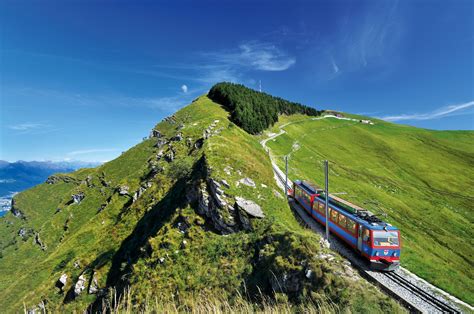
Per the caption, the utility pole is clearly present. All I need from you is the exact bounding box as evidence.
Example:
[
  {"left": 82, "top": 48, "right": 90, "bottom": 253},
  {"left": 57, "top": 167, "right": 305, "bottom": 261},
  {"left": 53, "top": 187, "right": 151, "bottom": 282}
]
[
  {"left": 285, "top": 155, "right": 289, "bottom": 195},
  {"left": 324, "top": 160, "right": 330, "bottom": 240}
]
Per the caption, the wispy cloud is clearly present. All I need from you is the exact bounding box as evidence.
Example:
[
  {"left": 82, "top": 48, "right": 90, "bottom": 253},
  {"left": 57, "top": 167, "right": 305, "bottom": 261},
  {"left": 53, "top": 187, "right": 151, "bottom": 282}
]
[
  {"left": 307, "top": 1, "right": 403, "bottom": 81},
  {"left": 8, "top": 123, "right": 47, "bottom": 131},
  {"left": 181, "top": 84, "right": 188, "bottom": 93},
  {"left": 202, "top": 41, "right": 295, "bottom": 72},
  {"left": 146, "top": 40, "right": 295, "bottom": 85},
  {"left": 67, "top": 148, "right": 118, "bottom": 156},
  {"left": 7, "top": 122, "right": 55, "bottom": 135},
  {"left": 380, "top": 101, "right": 474, "bottom": 121}
]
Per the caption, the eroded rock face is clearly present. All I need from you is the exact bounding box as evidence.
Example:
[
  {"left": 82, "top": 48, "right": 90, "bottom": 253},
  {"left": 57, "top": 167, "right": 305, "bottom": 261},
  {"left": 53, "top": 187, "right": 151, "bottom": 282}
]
[
  {"left": 171, "top": 133, "right": 183, "bottom": 141},
  {"left": 88, "top": 273, "right": 99, "bottom": 294},
  {"left": 149, "top": 129, "right": 162, "bottom": 138},
  {"left": 194, "top": 176, "right": 265, "bottom": 234},
  {"left": 74, "top": 275, "right": 87, "bottom": 296},
  {"left": 118, "top": 186, "right": 129, "bottom": 196},
  {"left": 235, "top": 197, "right": 264, "bottom": 218},
  {"left": 56, "top": 274, "right": 68, "bottom": 292},
  {"left": 156, "top": 138, "right": 168, "bottom": 148}
]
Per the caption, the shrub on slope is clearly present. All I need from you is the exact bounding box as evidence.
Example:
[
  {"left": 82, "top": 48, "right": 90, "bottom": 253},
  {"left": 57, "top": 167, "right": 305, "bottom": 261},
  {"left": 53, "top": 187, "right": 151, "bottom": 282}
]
[{"left": 208, "top": 82, "right": 321, "bottom": 134}]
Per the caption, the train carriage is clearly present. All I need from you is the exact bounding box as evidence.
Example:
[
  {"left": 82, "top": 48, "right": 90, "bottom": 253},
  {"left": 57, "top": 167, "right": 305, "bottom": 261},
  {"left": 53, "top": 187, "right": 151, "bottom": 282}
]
[{"left": 292, "top": 180, "right": 400, "bottom": 271}]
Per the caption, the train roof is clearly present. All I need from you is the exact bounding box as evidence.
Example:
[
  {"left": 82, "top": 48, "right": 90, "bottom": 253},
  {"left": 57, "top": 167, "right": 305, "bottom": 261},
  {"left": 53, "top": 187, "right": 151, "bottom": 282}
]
[{"left": 294, "top": 180, "right": 398, "bottom": 231}]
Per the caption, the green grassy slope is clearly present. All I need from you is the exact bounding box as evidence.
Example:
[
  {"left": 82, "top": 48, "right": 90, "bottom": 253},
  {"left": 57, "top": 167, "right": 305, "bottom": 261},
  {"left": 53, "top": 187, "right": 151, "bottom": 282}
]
[
  {"left": 0, "top": 97, "right": 403, "bottom": 312},
  {"left": 266, "top": 114, "right": 474, "bottom": 304}
]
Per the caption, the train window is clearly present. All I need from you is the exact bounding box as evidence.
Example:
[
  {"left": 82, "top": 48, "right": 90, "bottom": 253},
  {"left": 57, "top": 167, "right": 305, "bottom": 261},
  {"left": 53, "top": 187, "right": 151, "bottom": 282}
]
[
  {"left": 330, "top": 209, "right": 338, "bottom": 222},
  {"left": 363, "top": 228, "right": 370, "bottom": 242},
  {"left": 318, "top": 202, "right": 324, "bottom": 213},
  {"left": 347, "top": 220, "right": 357, "bottom": 234},
  {"left": 373, "top": 231, "right": 399, "bottom": 247},
  {"left": 338, "top": 214, "right": 347, "bottom": 228}
]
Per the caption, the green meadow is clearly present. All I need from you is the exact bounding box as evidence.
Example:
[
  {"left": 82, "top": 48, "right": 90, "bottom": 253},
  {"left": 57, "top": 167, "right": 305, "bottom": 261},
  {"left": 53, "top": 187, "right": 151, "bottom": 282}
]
[{"left": 267, "top": 114, "right": 474, "bottom": 304}]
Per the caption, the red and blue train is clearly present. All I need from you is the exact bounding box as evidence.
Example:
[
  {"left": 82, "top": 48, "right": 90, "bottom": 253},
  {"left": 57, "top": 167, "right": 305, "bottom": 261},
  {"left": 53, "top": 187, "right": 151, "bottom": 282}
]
[{"left": 292, "top": 180, "right": 401, "bottom": 271}]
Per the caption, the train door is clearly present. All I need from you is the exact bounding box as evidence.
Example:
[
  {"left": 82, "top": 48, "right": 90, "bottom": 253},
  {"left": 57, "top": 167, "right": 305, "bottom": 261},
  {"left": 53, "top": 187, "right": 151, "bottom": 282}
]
[{"left": 357, "top": 225, "right": 363, "bottom": 251}]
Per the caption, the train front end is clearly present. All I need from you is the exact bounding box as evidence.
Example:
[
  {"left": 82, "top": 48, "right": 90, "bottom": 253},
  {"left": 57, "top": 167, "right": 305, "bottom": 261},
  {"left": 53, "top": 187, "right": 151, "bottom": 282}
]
[{"left": 368, "top": 227, "right": 401, "bottom": 271}]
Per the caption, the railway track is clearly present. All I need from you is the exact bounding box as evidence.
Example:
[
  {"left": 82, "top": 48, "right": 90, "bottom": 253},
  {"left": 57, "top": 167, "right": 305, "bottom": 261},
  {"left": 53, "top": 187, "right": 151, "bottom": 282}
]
[
  {"left": 383, "top": 271, "right": 460, "bottom": 313},
  {"left": 270, "top": 162, "right": 464, "bottom": 313}
]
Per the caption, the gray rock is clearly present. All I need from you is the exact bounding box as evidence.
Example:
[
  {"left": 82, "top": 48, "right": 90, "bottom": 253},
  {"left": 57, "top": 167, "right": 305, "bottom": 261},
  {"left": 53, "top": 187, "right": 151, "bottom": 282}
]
[
  {"left": 18, "top": 228, "right": 27, "bottom": 238},
  {"left": 224, "top": 166, "right": 232, "bottom": 175},
  {"left": 273, "top": 189, "right": 283, "bottom": 199},
  {"left": 171, "top": 132, "right": 183, "bottom": 141},
  {"left": 149, "top": 129, "right": 162, "bottom": 138},
  {"left": 235, "top": 197, "right": 264, "bottom": 218},
  {"left": 34, "top": 232, "right": 47, "bottom": 250},
  {"left": 165, "top": 150, "right": 174, "bottom": 162},
  {"left": 56, "top": 273, "right": 68, "bottom": 292},
  {"left": 88, "top": 274, "right": 99, "bottom": 294},
  {"left": 237, "top": 177, "right": 256, "bottom": 188},
  {"left": 74, "top": 275, "right": 87, "bottom": 296},
  {"left": 220, "top": 179, "right": 230, "bottom": 189},
  {"left": 156, "top": 138, "right": 167, "bottom": 148},
  {"left": 72, "top": 192, "right": 85, "bottom": 204},
  {"left": 118, "top": 185, "right": 129, "bottom": 196}
]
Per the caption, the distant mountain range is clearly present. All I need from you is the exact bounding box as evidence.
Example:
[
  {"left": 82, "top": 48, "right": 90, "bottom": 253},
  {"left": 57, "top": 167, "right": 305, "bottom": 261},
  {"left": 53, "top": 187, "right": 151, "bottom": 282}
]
[{"left": 0, "top": 160, "right": 101, "bottom": 214}]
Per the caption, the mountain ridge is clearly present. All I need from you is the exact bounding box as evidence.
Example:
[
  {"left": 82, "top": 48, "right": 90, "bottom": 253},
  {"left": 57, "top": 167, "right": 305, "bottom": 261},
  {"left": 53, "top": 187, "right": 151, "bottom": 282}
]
[{"left": 0, "top": 92, "right": 402, "bottom": 312}]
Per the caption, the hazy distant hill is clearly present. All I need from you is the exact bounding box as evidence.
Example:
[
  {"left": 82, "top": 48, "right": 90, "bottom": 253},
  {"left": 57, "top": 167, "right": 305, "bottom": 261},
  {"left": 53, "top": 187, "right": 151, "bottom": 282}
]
[{"left": 0, "top": 160, "right": 101, "bottom": 196}]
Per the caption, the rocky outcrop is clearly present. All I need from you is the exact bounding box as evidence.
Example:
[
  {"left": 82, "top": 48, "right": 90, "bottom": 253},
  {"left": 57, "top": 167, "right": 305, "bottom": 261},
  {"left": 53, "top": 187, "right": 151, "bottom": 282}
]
[
  {"left": 235, "top": 197, "right": 264, "bottom": 218},
  {"left": 71, "top": 193, "right": 85, "bottom": 204},
  {"left": 149, "top": 129, "right": 162, "bottom": 138},
  {"left": 195, "top": 175, "right": 265, "bottom": 234},
  {"left": 11, "top": 199, "right": 25, "bottom": 219},
  {"left": 74, "top": 275, "right": 87, "bottom": 296},
  {"left": 55, "top": 274, "right": 68, "bottom": 292},
  {"left": 156, "top": 138, "right": 168, "bottom": 148},
  {"left": 46, "top": 175, "right": 77, "bottom": 185},
  {"left": 118, "top": 185, "right": 129, "bottom": 196},
  {"left": 88, "top": 273, "right": 99, "bottom": 294},
  {"left": 171, "top": 132, "right": 183, "bottom": 141},
  {"left": 236, "top": 177, "right": 256, "bottom": 188},
  {"left": 34, "top": 232, "right": 47, "bottom": 251}
]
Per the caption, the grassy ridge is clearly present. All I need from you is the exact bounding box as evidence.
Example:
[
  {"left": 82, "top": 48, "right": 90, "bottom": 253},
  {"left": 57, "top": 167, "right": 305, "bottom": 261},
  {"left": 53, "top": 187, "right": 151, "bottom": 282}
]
[
  {"left": 0, "top": 97, "right": 403, "bottom": 312},
  {"left": 266, "top": 114, "right": 474, "bottom": 304}
]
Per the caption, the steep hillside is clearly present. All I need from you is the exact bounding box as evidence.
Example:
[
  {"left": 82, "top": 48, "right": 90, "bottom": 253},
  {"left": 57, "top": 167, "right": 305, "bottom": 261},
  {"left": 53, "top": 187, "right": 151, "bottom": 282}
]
[
  {"left": 0, "top": 96, "right": 402, "bottom": 312},
  {"left": 266, "top": 114, "right": 474, "bottom": 304}
]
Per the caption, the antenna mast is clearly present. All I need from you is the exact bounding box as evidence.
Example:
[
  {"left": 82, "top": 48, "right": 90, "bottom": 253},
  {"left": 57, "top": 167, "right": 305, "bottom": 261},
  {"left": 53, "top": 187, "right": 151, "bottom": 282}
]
[{"left": 259, "top": 80, "right": 262, "bottom": 92}]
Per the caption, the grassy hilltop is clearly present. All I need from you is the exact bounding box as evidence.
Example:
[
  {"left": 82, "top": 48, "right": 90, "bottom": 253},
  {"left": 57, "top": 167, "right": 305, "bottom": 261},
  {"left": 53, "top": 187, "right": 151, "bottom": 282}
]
[
  {"left": 266, "top": 114, "right": 474, "bottom": 304},
  {"left": 0, "top": 92, "right": 401, "bottom": 312}
]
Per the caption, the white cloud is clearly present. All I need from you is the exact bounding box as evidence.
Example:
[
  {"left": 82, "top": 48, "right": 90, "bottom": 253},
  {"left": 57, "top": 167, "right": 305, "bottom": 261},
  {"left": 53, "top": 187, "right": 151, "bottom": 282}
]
[
  {"left": 67, "top": 148, "right": 118, "bottom": 156},
  {"left": 8, "top": 123, "right": 48, "bottom": 131},
  {"left": 181, "top": 84, "right": 188, "bottom": 93},
  {"left": 204, "top": 41, "right": 295, "bottom": 72},
  {"left": 380, "top": 101, "right": 474, "bottom": 122}
]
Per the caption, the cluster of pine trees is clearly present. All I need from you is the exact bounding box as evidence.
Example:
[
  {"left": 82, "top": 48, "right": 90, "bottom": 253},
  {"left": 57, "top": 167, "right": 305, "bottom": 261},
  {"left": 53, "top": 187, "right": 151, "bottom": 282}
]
[{"left": 208, "top": 82, "right": 321, "bottom": 134}]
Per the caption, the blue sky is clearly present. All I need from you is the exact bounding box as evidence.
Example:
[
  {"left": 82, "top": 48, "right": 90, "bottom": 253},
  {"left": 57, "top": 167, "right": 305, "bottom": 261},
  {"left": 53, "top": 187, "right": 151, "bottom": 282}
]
[{"left": 1, "top": 0, "right": 473, "bottom": 162}]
